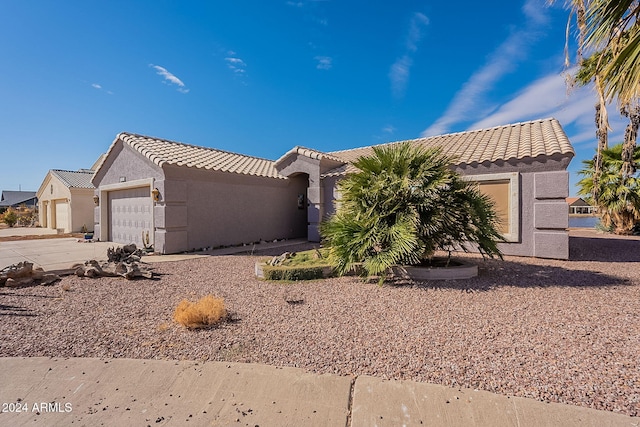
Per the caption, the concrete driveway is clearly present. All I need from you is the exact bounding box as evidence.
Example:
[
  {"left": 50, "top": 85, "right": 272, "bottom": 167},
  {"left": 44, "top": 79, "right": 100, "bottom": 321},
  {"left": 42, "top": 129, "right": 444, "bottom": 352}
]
[
  {"left": 0, "top": 226, "right": 120, "bottom": 270},
  {"left": 0, "top": 227, "right": 308, "bottom": 271},
  {"left": 0, "top": 238, "right": 120, "bottom": 271}
]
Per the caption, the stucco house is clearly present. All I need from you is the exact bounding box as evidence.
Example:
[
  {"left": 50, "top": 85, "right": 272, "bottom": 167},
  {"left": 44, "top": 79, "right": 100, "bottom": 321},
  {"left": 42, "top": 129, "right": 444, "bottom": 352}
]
[
  {"left": 0, "top": 191, "right": 37, "bottom": 211},
  {"left": 92, "top": 117, "right": 574, "bottom": 259},
  {"left": 37, "top": 169, "right": 96, "bottom": 233},
  {"left": 566, "top": 197, "right": 596, "bottom": 215}
]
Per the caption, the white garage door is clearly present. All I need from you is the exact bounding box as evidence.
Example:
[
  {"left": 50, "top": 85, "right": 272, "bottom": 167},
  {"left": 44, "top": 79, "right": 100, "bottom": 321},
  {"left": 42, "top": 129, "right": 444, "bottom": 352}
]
[
  {"left": 108, "top": 187, "right": 153, "bottom": 246},
  {"left": 54, "top": 200, "right": 69, "bottom": 231}
]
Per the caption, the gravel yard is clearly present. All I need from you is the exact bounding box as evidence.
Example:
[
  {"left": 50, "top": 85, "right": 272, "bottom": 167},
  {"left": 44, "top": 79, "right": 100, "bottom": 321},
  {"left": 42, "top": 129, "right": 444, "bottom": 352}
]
[{"left": 1, "top": 230, "right": 639, "bottom": 416}]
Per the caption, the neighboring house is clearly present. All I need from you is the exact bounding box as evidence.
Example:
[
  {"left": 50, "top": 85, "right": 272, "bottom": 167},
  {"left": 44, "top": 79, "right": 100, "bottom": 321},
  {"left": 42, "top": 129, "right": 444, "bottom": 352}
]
[
  {"left": 37, "top": 169, "right": 95, "bottom": 233},
  {"left": 92, "top": 117, "right": 574, "bottom": 259},
  {"left": 0, "top": 191, "right": 37, "bottom": 210},
  {"left": 566, "top": 197, "right": 596, "bottom": 215}
]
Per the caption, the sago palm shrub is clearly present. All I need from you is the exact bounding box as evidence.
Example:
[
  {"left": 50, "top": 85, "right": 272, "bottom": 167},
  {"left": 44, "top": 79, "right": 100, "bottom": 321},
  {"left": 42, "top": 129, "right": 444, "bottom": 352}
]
[{"left": 320, "top": 142, "right": 503, "bottom": 281}]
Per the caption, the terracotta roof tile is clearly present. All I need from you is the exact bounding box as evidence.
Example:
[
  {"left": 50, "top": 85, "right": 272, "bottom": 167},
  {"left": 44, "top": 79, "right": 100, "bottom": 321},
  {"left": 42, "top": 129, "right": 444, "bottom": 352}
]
[
  {"left": 566, "top": 197, "right": 580, "bottom": 205},
  {"left": 329, "top": 118, "right": 574, "bottom": 167},
  {"left": 99, "top": 118, "right": 573, "bottom": 182},
  {"left": 116, "top": 133, "right": 284, "bottom": 179},
  {"left": 274, "top": 146, "right": 345, "bottom": 165}
]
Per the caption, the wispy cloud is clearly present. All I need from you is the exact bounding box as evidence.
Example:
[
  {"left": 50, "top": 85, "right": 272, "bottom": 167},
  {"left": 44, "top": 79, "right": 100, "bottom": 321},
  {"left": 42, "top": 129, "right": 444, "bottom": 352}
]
[
  {"left": 286, "top": 0, "right": 329, "bottom": 7},
  {"left": 149, "top": 64, "right": 189, "bottom": 93},
  {"left": 467, "top": 71, "right": 577, "bottom": 130},
  {"left": 315, "top": 56, "right": 332, "bottom": 70},
  {"left": 465, "top": 69, "right": 626, "bottom": 150},
  {"left": 287, "top": 0, "right": 332, "bottom": 68},
  {"left": 224, "top": 51, "right": 248, "bottom": 83},
  {"left": 421, "top": 0, "right": 548, "bottom": 136},
  {"left": 382, "top": 125, "right": 396, "bottom": 134},
  {"left": 224, "top": 50, "right": 247, "bottom": 76},
  {"left": 90, "top": 82, "right": 113, "bottom": 95},
  {"left": 389, "top": 12, "right": 429, "bottom": 99}
]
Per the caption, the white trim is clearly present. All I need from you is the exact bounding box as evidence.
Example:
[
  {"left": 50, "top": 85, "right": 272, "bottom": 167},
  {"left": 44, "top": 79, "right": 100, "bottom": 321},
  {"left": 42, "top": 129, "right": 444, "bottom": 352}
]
[
  {"left": 98, "top": 178, "right": 155, "bottom": 243},
  {"left": 100, "top": 178, "right": 154, "bottom": 192},
  {"left": 465, "top": 172, "right": 520, "bottom": 243}
]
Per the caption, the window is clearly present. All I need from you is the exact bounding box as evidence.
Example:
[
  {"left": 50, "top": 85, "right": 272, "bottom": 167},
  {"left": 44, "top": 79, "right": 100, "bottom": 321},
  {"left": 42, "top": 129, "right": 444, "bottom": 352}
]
[{"left": 465, "top": 172, "right": 519, "bottom": 242}]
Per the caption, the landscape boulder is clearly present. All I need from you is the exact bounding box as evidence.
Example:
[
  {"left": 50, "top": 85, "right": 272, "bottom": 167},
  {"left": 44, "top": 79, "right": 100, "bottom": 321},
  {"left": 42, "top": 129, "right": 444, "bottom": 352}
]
[
  {"left": 0, "top": 261, "right": 61, "bottom": 288},
  {"left": 268, "top": 252, "right": 293, "bottom": 266},
  {"left": 74, "top": 244, "right": 154, "bottom": 280}
]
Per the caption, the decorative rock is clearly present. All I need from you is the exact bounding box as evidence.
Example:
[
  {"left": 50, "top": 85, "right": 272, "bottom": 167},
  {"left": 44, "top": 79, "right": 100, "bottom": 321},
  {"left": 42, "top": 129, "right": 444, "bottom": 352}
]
[
  {"left": 1, "top": 261, "right": 34, "bottom": 283},
  {"left": 41, "top": 274, "right": 61, "bottom": 285},
  {"left": 0, "top": 262, "right": 61, "bottom": 287},
  {"left": 4, "top": 278, "right": 23, "bottom": 288},
  {"left": 74, "top": 244, "right": 154, "bottom": 280},
  {"left": 107, "top": 244, "right": 144, "bottom": 263},
  {"left": 268, "top": 252, "right": 293, "bottom": 266}
]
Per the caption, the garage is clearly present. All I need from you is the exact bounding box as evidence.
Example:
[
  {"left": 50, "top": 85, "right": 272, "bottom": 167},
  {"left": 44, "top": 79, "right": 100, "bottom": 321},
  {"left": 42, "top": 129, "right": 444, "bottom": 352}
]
[
  {"left": 54, "top": 200, "right": 69, "bottom": 231},
  {"left": 108, "top": 186, "right": 153, "bottom": 246}
]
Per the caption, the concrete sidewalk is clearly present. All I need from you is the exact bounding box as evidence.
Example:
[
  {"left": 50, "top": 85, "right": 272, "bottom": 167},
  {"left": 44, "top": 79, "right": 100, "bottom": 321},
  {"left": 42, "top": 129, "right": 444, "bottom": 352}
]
[{"left": 0, "top": 358, "right": 636, "bottom": 427}]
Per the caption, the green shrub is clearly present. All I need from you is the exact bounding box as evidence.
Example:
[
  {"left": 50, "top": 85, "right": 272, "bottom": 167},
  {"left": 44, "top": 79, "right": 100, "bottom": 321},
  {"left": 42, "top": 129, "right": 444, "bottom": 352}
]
[
  {"left": 262, "top": 265, "right": 328, "bottom": 281},
  {"left": 2, "top": 208, "right": 18, "bottom": 227},
  {"left": 320, "top": 142, "right": 504, "bottom": 281}
]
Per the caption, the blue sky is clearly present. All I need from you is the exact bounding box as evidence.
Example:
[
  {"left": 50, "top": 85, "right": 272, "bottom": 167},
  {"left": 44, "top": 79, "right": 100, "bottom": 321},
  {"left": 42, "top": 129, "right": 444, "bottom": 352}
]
[{"left": 0, "top": 0, "right": 629, "bottom": 195}]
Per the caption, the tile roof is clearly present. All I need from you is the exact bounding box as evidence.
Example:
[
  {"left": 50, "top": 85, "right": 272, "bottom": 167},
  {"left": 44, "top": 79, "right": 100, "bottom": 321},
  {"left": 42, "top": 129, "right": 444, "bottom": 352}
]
[
  {"left": 50, "top": 169, "right": 95, "bottom": 189},
  {"left": 566, "top": 197, "right": 580, "bottom": 205},
  {"left": 275, "top": 146, "right": 345, "bottom": 165},
  {"left": 99, "top": 118, "right": 573, "bottom": 183},
  {"left": 114, "top": 133, "right": 284, "bottom": 179},
  {"left": 0, "top": 191, "right": 37, "bottom": 207},
  {"left": 328, "top": 118, "right": 574, "bottom": 169}
]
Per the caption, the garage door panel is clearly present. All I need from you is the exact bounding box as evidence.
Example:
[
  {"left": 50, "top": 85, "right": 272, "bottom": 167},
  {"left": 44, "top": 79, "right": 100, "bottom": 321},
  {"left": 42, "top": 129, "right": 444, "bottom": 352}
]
[
  {"left": 54, "top": 201, "right": 68, "bottom": 231},
  {"left": 108, "top": 187, "right": 152, "bottom": 246}
]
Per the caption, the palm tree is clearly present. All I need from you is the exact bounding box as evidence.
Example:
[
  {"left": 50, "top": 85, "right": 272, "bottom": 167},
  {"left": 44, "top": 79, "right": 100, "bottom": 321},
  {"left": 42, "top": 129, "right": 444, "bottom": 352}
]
[
  {"left": 563, "top": 0, "right": 640, "bottom": 184},
  {"left": 320, "top": 142, "right": 503, "bottom": 281},
  {"left": 564, "top": 0, "right": 640, "bottom": 105},
  {"left": 578, "top": 143, "right": 640, "bottom": 234}
]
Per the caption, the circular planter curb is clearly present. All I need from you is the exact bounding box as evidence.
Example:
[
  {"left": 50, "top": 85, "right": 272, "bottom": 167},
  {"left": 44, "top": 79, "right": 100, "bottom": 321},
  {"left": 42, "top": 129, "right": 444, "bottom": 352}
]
[{"left": 392, "top": 260, "right": 478, "bottom": 280}]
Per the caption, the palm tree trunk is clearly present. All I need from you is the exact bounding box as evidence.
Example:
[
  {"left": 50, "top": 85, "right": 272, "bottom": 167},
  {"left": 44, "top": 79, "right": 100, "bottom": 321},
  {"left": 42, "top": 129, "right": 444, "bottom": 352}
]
[
  {"left": 594, "top": 99, "right": 609, "bottom": 201},
  {"left": 621, "top": 102, "right": 639, "bottom": 177}
]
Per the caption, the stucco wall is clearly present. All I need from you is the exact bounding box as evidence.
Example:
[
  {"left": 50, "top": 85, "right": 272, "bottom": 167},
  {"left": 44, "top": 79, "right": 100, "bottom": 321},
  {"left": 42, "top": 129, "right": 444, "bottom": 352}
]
[
  {"left": 155, "top": 165, "right": 308, "bottom": 253},
  {"left": 92, "top": 141, "right": 164, "bottom": 240},
  {"left": 276, "top": 154, "right": 323, "bottom": 241},
  {"left": 321, "top": 156, "right": 571, "bottom": 260},
  {"left": 456, "top": 157, "right": 570, "bottom": 259},
  {"left": 69, "top": 188, "right": 96, "bottom": 233},
  {"left": 37, "top": 174, "right": 94, "bottom": 233},
  {"left": 38, "top": 174, "right": 71, "bottom": 230}
]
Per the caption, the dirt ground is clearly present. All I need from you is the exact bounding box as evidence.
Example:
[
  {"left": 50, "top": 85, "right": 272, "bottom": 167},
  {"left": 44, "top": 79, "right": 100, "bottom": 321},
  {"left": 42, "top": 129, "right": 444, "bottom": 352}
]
[{"left": 0, "top": 225, "right": 83, "bottom": 242}]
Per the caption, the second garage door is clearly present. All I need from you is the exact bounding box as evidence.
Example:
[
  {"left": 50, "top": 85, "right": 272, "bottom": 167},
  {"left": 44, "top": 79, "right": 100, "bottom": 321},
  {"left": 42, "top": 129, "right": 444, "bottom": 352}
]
[
  {"left": 108, "top": 187, "right": 153, "bottom": 246},
  {"left": 54, "top": 200, "right": 69, "bottom": 232}
]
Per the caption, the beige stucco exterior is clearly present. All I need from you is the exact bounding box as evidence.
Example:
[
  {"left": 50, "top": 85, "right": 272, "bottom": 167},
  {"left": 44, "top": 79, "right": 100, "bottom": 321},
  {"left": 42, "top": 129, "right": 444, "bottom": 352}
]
[
  {"left": 92, "top": 139, "right": 308, "bottom": 253},
  {"left": 37, "top": 171, "right": 95, "bottom": 233},
  {"left": 92, "top": 119, "right": 574, "bottom": 258}
]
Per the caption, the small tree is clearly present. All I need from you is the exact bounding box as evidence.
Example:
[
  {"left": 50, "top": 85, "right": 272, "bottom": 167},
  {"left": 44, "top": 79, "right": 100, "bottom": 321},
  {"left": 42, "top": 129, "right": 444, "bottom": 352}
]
[
  {"left": 578, "top": 143, "right": 640, "bottom": 234},
  {"left": 2, "top": 208, "right": 18, "bottom": 227},
  {"left": 320, "top": 142, "right": 503, "bottom": 281}
]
